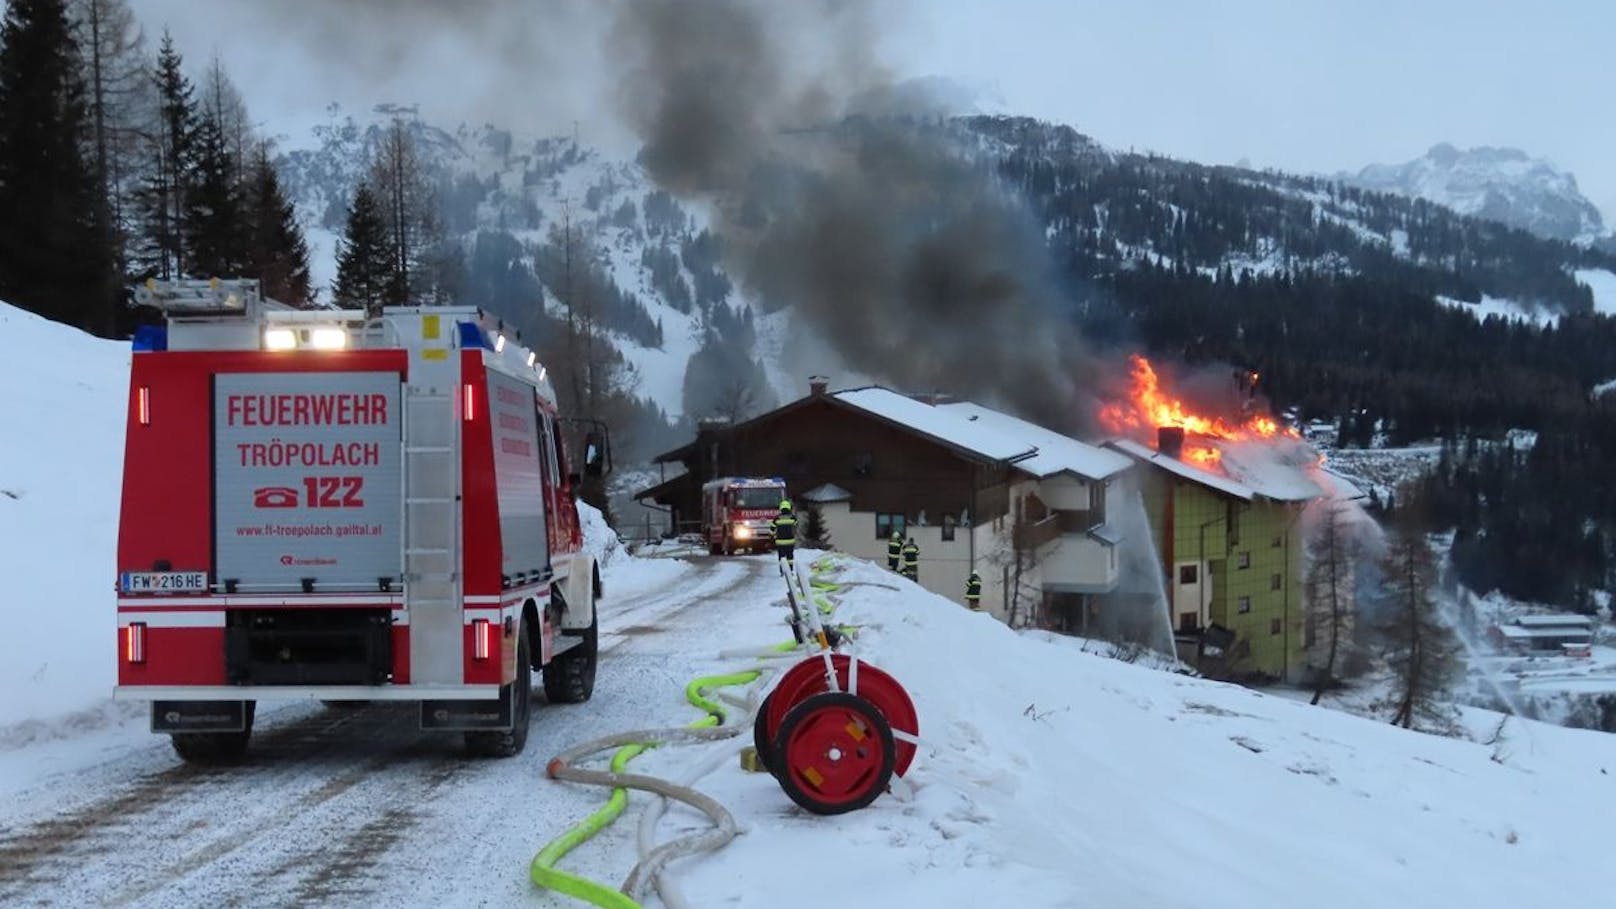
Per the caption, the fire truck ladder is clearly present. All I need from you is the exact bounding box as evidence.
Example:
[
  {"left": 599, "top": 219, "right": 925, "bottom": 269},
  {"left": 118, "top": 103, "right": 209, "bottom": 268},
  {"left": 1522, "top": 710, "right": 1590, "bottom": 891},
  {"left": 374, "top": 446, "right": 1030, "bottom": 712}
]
[{"left": 401, "top": 352, "right": 465, "bottom": 686}]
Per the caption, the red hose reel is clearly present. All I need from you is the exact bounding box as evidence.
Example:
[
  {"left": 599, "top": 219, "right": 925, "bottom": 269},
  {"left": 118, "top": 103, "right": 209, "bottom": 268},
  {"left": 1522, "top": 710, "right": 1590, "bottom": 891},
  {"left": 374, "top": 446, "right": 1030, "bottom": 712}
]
[{"left": 752, "top": 653, "right": 919, "bottom": 815}]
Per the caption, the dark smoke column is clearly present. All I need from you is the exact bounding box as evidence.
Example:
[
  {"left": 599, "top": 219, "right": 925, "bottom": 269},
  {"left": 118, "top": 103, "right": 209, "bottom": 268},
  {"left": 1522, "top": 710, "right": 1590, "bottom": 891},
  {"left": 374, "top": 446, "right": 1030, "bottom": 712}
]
[{"left": 608, "top": 0, "right": 1097, "bottom": 432}]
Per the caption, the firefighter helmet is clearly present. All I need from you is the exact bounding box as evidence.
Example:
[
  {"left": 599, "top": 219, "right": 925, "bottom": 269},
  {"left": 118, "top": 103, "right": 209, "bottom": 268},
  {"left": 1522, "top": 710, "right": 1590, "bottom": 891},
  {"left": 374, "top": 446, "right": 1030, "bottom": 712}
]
[{"left": 779, "top": 499, "right": 793, "bottom": 512}]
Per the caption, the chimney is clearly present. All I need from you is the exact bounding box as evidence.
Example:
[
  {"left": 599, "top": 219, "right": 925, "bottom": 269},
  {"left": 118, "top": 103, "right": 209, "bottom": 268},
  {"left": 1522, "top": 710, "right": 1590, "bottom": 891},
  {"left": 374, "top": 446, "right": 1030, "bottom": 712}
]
[
  {"left": 1157, "top": 426, "right": 1185, "bottom": 459},
  {"left": 809, "top": 375, "right": 828, "bottom": 397}
]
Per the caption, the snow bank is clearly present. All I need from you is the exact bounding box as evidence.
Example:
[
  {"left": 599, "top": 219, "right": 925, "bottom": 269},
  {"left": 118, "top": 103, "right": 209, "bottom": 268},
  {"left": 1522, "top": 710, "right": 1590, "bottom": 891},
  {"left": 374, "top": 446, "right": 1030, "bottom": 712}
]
[
  {"left": 0, "top": 303, "right": 129, "bottom": 731},
  {"left": 676, "top": 555, "right": 1616, "bottom": 908}
]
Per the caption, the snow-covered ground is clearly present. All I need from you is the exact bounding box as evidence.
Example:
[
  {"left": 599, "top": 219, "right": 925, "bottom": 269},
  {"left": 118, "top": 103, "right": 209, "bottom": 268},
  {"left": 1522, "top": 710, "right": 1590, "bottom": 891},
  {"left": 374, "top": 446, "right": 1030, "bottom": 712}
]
[
  {"left": 5, "top": 305, "right": 1616, "bottom": 908},
  {"left": 1437, "top": 293, "right": 1560, "bottom": 328},
  {"left": 1574, "top": 267, "right": 1616, "bottom": 316}
]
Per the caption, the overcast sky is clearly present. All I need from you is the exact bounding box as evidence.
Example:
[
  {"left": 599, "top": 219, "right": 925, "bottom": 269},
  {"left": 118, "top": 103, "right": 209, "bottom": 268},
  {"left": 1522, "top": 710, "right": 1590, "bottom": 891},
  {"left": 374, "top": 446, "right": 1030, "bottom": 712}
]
[{"left": 129, "top": 0, "right": 1616, "bottom": 222}]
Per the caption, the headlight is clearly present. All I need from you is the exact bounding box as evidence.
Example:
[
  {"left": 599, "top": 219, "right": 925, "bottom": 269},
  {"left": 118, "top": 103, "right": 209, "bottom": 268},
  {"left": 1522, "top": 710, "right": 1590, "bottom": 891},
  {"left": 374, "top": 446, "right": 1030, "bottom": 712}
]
[
  {"left": 734, "top": 525, "right": 752, "bottom": 540},
  {"left": 310, "top": 327, "right": 348, "bottom": 350}
]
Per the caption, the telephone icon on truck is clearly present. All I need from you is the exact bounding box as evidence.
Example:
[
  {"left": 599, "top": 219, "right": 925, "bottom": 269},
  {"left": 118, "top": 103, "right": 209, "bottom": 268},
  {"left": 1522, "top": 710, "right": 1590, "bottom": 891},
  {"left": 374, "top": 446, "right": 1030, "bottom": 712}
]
[{"left": 253, "top": 486, "right": 299, "bottom": 508}]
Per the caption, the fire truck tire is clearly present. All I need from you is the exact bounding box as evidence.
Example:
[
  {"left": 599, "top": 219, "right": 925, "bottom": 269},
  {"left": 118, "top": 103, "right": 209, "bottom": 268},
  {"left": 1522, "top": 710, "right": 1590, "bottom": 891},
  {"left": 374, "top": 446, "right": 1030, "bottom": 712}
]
[
  {"left": 465, "top": 619, "right": 533, "bottom": 758},
  {"left": 169, "top": 701, "right": 256, "bottom": 765},
  {"left": 543, "top": 600, "right": 597, "bottom": 704}
]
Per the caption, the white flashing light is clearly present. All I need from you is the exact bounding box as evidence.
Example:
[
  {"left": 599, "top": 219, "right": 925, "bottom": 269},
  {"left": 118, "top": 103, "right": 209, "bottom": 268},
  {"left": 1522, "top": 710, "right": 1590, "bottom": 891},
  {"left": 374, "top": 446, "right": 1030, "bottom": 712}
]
[
  {"left": 494, "top": 333, "right": 506, "bottom": 353},
  {"left": 310, "top": 327, "right": 348, "bottom": 350},
  {"left": 264, "top": 328, "right": 297, "bottom": 351},
  {"left": 537, "top": 366, "right": 547, "bottom": 383},
  {"left": 526, "top": 351, "right": 537, "bottom": 368}
]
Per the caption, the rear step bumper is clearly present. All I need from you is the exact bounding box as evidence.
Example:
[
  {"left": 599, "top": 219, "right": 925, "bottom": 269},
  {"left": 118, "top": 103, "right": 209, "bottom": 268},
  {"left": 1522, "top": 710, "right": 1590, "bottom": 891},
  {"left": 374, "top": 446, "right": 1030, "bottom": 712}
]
[{"left": 115, "top": 684, "right": 500, "bottom": 701}]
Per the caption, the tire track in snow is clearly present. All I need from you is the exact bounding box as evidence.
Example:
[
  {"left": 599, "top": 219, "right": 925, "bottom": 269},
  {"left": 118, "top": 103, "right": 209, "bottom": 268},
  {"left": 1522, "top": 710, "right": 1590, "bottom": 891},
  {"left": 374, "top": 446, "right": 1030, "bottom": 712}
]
[{"left": 0, "top": 556, "right": 782, "bottom": 907}]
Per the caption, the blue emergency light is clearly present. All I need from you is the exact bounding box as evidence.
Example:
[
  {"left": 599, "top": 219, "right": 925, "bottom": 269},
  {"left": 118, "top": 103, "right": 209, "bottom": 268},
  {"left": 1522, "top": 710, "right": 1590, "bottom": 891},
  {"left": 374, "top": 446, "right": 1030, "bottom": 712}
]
[{"left": 131, "top": 325, "right": 168, "bottom": 351}]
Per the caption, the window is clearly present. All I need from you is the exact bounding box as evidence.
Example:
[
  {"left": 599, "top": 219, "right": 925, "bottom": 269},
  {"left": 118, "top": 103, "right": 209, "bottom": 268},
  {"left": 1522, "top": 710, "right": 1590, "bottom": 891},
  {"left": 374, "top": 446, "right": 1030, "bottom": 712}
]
[
  {"left": 852, "top": 452, "right": 873, "bottom": 477},
  {"left": 875, "top": 512, "right": 906, "bottom": 541},
  {"left": 786, "top": 450, "right": 807, "bottom": 474},
  {"left": 941, "top": 514, "right": 957, "bottom": 542},
  {"left": 1237, "top": 596, "right": 1251, "bottom": 614},
  {"left": 1179, "top": 613, "right": 1199, "bottom": 633},
  {"left": 1236, "top": 551, "right": 1251, "bottom": 570},
  {"left": 1270, "top": 617, "right": 1283, "bottom": 636},
  {"left": 1271, "top": 534, "right": 1282, "bottom": 548},
  {"left": 1178, "top": 564, "right": 1198, "bottom": 585},
  {"left": 1270, "top": 573, "right": 1282, "bottom": 591}
]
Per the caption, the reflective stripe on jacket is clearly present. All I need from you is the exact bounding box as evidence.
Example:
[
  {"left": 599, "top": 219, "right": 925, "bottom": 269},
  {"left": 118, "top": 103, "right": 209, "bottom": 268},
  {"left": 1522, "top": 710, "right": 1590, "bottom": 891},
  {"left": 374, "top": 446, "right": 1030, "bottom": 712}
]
[{"left": 772, "top": 514, "right": 797, "bottom": 545}]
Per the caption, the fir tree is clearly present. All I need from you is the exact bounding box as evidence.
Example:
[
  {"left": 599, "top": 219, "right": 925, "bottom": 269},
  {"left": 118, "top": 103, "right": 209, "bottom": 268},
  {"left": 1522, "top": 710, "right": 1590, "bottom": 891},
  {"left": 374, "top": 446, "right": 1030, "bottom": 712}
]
[
  {"left": 244, "top": 149, "right": 310, "bottom": 305},
  {"left": 132, "top": 30, "right": 193, "bottom": 278},
  {"left": 333, "top": 182, "right": 395, "bottom": 316},
  {"left": 183, "top": 108, "right": 247, "bottom": 278},
  {"left": 0, "top": 0, "right": 115, "bottom": 331}
]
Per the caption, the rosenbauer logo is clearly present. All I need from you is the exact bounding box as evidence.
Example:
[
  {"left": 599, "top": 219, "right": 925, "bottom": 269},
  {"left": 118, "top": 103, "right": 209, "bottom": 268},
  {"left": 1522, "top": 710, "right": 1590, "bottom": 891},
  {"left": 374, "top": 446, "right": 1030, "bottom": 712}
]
[{"left": 280, "top": 554, "right": 337, "bottom": 567}]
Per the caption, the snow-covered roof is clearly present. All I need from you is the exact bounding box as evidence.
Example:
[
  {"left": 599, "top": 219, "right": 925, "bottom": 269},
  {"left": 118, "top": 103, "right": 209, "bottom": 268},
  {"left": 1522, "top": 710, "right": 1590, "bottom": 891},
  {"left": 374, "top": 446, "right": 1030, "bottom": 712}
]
[
  {"left": 1104, "top": 439, "right": 1256, "bottom": 501},
  {"left": 938, "top": 402, "right": 1133, "bottom": 481},
  {"left": 1213, "top": 439, "right": 1329, "bottom": 502},
  {"left": 800, "top": 482, "right": 853, "bottom": 504},
  {"left": 1105, "top": 437, "right": 1329, "bottom": 503},
  {"left": 1513, "top": 615, "right": 1593, "bottom": 629},
  {"left": 830, "top": 388, "right": 1036, "bottom": 463}
]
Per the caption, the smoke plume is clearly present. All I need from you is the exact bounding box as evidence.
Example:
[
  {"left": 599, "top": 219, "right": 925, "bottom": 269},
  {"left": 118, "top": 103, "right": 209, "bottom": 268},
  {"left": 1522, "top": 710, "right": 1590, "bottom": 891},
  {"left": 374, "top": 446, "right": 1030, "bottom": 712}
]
[{"left": 607, "top": 0, "right": 1099, "bottom": 431}]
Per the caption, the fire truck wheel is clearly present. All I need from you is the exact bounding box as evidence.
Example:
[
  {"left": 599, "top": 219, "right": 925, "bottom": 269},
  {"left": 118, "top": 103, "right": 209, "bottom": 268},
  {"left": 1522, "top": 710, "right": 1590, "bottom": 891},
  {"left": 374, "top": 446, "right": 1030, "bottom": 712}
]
[
  {"left": 543, "top": 603, "right": 598, "bottom": 704},
  {"left": 169, "top": 701, "right": 256, "bottom": 765},
  {"left": 465, "top": 619, "right": 533, "bottom": 758}
]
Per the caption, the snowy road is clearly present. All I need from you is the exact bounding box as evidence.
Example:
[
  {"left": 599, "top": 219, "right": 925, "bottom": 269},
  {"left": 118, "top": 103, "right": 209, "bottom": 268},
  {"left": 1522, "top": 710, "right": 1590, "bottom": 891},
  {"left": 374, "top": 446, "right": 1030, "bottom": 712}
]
[{"left": 0, "top": 555, "right": 784, "bottom": 909}]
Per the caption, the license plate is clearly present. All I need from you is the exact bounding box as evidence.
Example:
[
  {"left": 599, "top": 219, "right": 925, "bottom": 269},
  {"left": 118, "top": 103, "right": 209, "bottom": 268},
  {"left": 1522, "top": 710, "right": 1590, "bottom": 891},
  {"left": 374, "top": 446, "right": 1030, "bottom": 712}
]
[{"left": 120, "top": 571, "right": 210, "bottom": 593}]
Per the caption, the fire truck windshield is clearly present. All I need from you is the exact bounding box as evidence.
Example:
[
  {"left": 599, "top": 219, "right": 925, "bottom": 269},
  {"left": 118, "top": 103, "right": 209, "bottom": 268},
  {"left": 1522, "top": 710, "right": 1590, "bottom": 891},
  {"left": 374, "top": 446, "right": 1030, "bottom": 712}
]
[{"left": 730, "top": 487, "right": 784, "bottom": 510}]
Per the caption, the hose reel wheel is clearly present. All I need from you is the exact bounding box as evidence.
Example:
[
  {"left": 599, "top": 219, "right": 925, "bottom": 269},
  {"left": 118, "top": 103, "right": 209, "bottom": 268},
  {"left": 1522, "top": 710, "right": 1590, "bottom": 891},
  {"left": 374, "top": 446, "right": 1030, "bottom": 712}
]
[
  {"left": 760, "top": 653, "right": 919, "bottom": 777},
  {"left": 772, "top": 691, "right": 896, "bottom": 816}
]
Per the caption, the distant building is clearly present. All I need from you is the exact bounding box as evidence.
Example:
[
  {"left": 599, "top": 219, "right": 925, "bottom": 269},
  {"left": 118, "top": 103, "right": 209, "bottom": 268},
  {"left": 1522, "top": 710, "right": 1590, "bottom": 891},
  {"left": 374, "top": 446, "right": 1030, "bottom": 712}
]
[
  {"left": 637, "top": 379, "right": 1134, "bottom": 624},
  {"left": 1488, "top": 615, "right": 1594, "bottom": 655},
  {"left": 1106, "top": 430, "right": 1341, "bottom": 681}
]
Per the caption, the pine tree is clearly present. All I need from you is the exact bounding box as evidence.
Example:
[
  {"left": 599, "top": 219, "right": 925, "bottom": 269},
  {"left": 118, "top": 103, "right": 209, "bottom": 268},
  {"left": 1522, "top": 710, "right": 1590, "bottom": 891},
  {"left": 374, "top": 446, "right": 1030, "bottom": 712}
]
[
  {"left": 132, "top": 30, "right": 193, "bottom": 278},
  {"left": 183, "top": 107, "right": 246, "bottom": 277},
  {"left": 0, "top": 0, "right": 116, "bottom": 331},
  {"left": 70, "top": 0, "right": 145, "bottom": 332},
  {"left": 1305, "top": 499, "right": 1358, "bottom": 704},
  {"left": 333, "top": 182, "right": 395, "bottom": 316},
  {"left": 244, "top": 148, "right": 310, "bottom": 305},
  {"left": 1376, "top": 517, "right": 1461, "bottom": 729}
]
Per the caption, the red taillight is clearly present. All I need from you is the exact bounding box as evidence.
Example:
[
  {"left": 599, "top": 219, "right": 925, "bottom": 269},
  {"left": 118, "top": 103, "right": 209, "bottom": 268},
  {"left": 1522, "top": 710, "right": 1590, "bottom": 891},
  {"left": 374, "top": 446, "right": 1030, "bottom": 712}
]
[
  {"left": 462, "top": 383, "right": 476, "bottom": 422},
  {"left": 125, "top": 622, "right": 146, "bottom": 664},
  {"left": 472, "top": 618, "right": 491, "bottom": 660},
  {"left": 137, "top": 387, "right": 150, "bottom": 425}
]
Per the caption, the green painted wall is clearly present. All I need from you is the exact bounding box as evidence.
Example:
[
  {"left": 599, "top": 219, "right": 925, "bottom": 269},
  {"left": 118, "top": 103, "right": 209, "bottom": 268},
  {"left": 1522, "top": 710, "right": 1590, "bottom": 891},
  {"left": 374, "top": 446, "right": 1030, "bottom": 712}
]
[{"left": 1137, "top": 468, "right": 1307, "bottom": 679}]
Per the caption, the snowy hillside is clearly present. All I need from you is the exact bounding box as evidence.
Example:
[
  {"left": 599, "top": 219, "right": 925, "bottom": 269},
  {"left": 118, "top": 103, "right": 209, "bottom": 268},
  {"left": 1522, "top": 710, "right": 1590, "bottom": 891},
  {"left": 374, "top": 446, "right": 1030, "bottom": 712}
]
[
  {"left": 1347, "top": 143, "right": 1608, "bottom": 244},
  {"left": 2, "top": 305, "right": 1615, "bottom": 908},
  {"left": 0, "top": 302, "right": 129, "bottom": 732},
  {"left": 271, "top": 106, "right": 795, "bottom": 421}
]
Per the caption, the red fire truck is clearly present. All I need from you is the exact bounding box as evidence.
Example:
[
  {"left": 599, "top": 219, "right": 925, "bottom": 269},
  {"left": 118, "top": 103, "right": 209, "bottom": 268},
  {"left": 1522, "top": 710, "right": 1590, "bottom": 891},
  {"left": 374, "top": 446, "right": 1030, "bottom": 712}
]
[
  {"left": 115, "top": 280, "right": 606, "bottom": 762},
  {"left": 701, "top": 477, "right": 787, "bottom": 555}
]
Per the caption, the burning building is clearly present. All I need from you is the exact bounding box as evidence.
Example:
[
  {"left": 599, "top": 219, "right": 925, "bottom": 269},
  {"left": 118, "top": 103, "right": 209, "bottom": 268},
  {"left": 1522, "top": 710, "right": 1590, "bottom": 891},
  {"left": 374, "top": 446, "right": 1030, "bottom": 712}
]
[
  {"left": 637, "top": 378, "right": 1135, "bottom": 624},
  {"left": 1101, "top": 355, "right": 1352, "bottom": 681}
]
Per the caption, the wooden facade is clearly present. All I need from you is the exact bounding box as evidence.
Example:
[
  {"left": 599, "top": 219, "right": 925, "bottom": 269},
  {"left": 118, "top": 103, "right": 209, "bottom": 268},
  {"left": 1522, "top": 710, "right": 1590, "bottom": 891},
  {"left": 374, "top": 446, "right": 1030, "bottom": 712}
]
[{"left": 640, "top": 391, "right": 1019, "bottom": 536}]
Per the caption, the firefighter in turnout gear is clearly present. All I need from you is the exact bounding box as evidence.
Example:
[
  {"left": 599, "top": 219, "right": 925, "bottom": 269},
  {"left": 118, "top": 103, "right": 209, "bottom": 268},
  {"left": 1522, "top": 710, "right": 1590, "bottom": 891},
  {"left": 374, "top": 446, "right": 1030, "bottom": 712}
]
[
  {"left": 965, "top": 571, "right": 983, "bottom": 610},
  {"left": 901, "top": 537, "right": 919, "bottom": 581},
  {"left": 772, "top": 499, "right": 797, "bottom": 564},
  {"left": 887, "top": 529, "right": 903, "bottom": 571}
]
